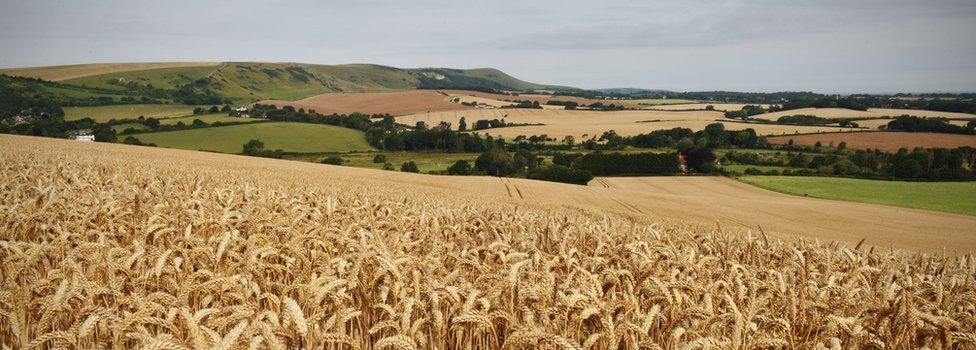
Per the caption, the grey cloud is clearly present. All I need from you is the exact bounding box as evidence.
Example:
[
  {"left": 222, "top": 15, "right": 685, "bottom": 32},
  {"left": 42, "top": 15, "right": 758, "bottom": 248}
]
[{"left": 0, "top": 0, "right": 974, "bottom": 92}]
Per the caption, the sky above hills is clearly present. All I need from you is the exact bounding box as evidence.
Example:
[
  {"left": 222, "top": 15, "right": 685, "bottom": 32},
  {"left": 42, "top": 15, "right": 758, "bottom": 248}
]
[{"left": 1, "top": 0, "right": 974, "bottom": 93}]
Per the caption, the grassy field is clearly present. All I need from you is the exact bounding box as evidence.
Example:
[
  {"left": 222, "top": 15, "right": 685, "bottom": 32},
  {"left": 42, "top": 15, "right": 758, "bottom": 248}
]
[
  {"left": 157, "top": 114, "right": 261, "bottom": 125},
  {"left": 64, "top": 65, "right": 219, "bottom": 91},
  {"left": 64, "top": 104, "right": 200, "bottom": 122},
  {"left": 291, "top": 151, "right": 482, "bottom": 173},
  {"left": 111, "top": 123, "right": 147, "bottom": 133},
  {"left": 132, "top": 122, "right": 373, "bottom": 153},
  {"left": 739, "top": 176, "right": 976, "bottom": 216}
]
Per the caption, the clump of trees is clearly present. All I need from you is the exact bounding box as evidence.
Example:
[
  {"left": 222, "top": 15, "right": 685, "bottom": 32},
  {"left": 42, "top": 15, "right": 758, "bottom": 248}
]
[
  {"left": 321, "top": 156, "right": 344, "bottom": 165},
  {"left": 628, "top": 123, "right": 766, "bottom": 150},
  {"left": 885, "top": 115, "right": 975, "bottom": 135},
  {"left": 241, "top": 139, "right": 283, "bottom": 159},
  {"left": 724, "top": 146, "right": 976, "bottom": 180},
  {"left": 446, "top": 160, "right": 472, "bottom": 175},
  {"left": 571, "top": 152, "right": 681, "bottom": 176},
  {"left": 501, "top": 100, "right": 542, "bottom": 109},
  {"left": 122, "top": 136, "right": 156, "bottom": 147},
  {"left": 545, "top": 100, "right": 578, "bottom": 110},
  {"left": 724, "top": 105, "right": 770, "bottom": 119},
  {"left": 527, "top": 165, "right": 593, "bottom": 185},
  {"left": 400, "top": 161, "right": 420, "bottom": 173}
]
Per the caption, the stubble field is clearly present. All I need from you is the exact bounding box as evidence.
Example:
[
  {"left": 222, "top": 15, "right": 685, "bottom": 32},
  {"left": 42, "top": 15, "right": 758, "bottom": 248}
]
[{"left": 395, "top": 109, "right": 858, "bottom": 139}]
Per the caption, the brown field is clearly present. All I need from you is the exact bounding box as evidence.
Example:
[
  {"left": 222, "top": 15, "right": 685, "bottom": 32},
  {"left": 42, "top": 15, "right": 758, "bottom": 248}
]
[
  {"left": 2, "top": 134, "right": 975, "bottom": 349},
  {"left": 395, "top": 109, "right": 857, "bottom": 139},
  {"left": 767, "top": 131, "right": 976, "bottom": 151},
  {"left": 646, "top": 103, "right": 771, "bottom": 111},
  {"left": 0, "top": 62, "right": 220, "bottom": 81},
  {"left": 260, "top": 90, "right": 468, "bottom": 115},
  {"left": 442, "top": 90, "right": 552, "bottom": 104},
  {"left": 752, "top": 107, "right": 976, "bottom": 121},
  {"left": 445, "top": 92, "right": 517, "bottom": 108}
]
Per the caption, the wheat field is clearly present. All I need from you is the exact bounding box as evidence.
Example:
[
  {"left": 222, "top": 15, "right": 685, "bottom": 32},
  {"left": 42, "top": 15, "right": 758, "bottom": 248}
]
[{"left": 1, "top": 135, "right": 974, "bottom": 349}]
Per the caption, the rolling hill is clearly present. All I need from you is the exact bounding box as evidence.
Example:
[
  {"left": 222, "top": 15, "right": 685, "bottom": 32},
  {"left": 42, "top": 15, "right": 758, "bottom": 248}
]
[{"left": 1, "top": 62, "right": 575, "bottom": 104}]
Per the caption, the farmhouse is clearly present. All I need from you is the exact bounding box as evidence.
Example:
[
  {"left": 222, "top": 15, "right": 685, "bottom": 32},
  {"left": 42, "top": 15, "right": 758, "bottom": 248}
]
[{"left": 70, "top": 133, "right": 95, "bottom": 142}]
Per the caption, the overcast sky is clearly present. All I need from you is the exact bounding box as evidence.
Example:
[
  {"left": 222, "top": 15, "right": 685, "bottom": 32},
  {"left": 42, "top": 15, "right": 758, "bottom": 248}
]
[{"left": 1, "top": 0, "right": 974, "bottom": 93}]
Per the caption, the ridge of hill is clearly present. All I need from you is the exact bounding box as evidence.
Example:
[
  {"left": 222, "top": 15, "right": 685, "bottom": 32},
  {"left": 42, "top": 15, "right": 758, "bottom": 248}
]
[{"left": 1, "top": 62, "right": 576, "bottom": 103}]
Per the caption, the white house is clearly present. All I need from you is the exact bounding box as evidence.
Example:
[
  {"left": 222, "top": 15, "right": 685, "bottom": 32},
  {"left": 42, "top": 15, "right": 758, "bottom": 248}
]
[{"left": 71, "top": 133, "right": 95, "bottom": 142}]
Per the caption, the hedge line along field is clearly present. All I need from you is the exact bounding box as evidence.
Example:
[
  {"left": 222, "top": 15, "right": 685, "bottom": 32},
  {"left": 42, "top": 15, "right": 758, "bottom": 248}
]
[
  {"left": 2, "top": 134, "right": 975, "bottom": 349},
  {"left": 132, "top": 122, "right": 373, "bottom": 153},
  {"left": 646, "top": 103, "right": 772, "bottom": 111},
  {"left": 751, "top": 107, "right": 976, "bottom": 121},
  {"left": 156, "top": 114, "right": 263, "bottom": 126},
  {"left": 738, "top": 175, "right": 976, "bottom": 216},
  {"left": 767, "top": 131, "right": 976, "bottom": 151},
  {"left": 63, "top": 104, "right": 203, "bottom": 122},
  {"left": 395, "top": 109, "right": 857, "bottom": 139}
]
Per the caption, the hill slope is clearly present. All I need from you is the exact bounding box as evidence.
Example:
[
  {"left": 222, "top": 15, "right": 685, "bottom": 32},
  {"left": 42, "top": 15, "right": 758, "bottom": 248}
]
[
  {"left": 2, "top": 62, "right": 573, "bottom": 103},
  {"left": 2, "top": 134, "right": 973, "bottom": 349}
]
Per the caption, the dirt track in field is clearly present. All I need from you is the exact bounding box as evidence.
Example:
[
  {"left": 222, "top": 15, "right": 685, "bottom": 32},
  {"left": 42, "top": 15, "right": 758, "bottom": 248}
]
[{"left": 767, "top": 131, "right": 976, "bottom": 151}]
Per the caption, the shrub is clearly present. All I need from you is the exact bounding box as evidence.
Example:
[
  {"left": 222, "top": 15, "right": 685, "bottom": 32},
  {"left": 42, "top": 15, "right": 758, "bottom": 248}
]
[
  {"left": 372, "top": 154, "right": 387, "bottom": 163},
  {"left": 401, "top": 161, "right": 419, "bottom": 173},
  {"left": 446, "top": 160, "right": 472, "bottom": 175},
  {"left": 744, "top": 168, "right": 764, "bottom": 175},
  {"left": 321, "top": 156, "right": 344, "bottom": 165}
]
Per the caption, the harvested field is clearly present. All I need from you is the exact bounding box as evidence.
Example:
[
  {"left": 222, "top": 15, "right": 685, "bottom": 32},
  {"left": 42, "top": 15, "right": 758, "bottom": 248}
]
[
  {"left": 395, "top": 109, "right": 856, "bottom": 139},
  {"left": 0, "top": 62, "right": 219, "bottom": 81},
  {"left": 855, "top": 118, "right": 972, "bottom": 129},
  {"left": 260, "top": 90, "right": 465, "bottom": 115},
  {"left": 442, "top": 90, "right": 552, "bottom": 104},
  {"left": 445, "top": 92, "right": 516, "bottom": 108},
  {"left": 2, "top": 135, "right": 975, "bottom": 349},
  {"left": 767, "top": 131, "right": 976, "bottom": 151},
  {"left": 752, "top": 107, "right": 976, "bottom": 121},
  {"left": 646, "top": 103, "right": 772, "bottom": 111}
]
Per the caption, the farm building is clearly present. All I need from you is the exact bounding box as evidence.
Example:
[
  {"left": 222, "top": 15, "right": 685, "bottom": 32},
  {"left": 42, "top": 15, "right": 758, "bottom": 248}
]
[{"left": 70, "top": 133, "right": 95, "bottom": 142}]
